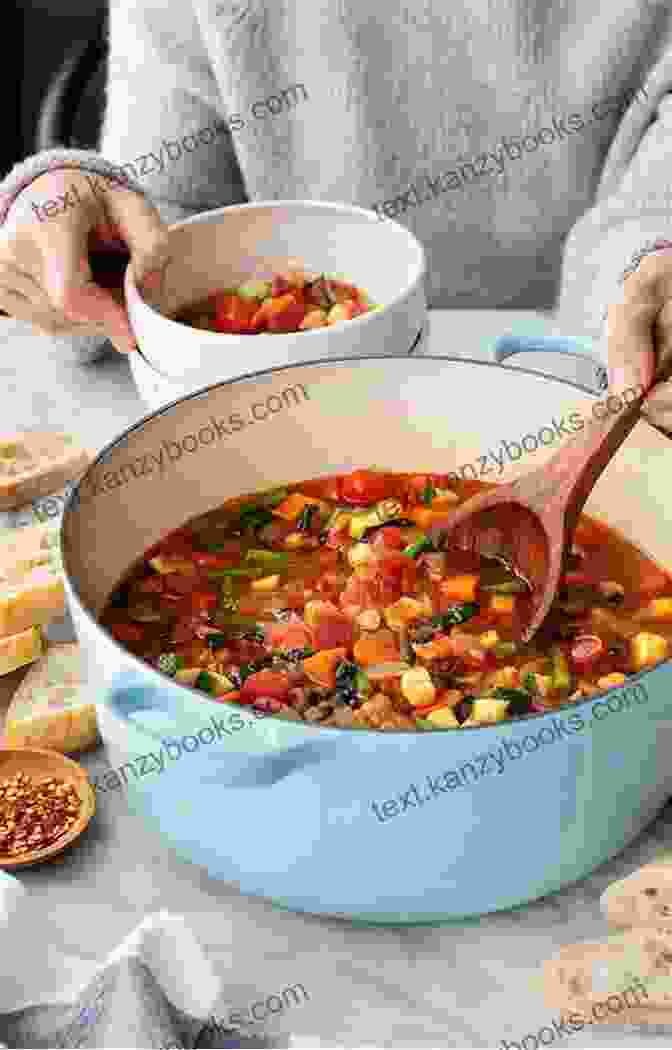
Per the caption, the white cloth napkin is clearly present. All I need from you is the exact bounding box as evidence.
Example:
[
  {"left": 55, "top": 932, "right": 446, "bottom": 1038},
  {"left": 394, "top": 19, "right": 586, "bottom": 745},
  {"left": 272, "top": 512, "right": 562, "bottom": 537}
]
[{"left": 0, "top": 870, "right": 289, "bottom": 1048}]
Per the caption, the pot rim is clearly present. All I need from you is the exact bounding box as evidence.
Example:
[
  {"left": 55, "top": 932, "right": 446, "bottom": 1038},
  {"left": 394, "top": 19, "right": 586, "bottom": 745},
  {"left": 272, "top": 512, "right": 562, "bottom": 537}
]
[{"left": 61, "top": 351, "right": 664, "bottom": 736}]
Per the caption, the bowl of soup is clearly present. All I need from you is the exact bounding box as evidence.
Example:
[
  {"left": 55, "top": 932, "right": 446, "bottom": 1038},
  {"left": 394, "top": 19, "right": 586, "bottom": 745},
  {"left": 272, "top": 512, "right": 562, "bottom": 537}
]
[
  {"left": 61, "top": 349, "right": 672, "bottom": 921},
  {"left": 124, "top": 201, "right": 427, "bottom": 411}
]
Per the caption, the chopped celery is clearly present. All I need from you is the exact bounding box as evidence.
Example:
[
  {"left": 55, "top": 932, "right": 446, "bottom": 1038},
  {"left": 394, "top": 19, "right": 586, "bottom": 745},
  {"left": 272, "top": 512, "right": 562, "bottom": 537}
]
[
  {"left": 480, "top": 579, "right": 529, "bottom": 594},
  {"left": 207, "top": 567, "right": 264, "bottom": 578},
  {"left": 421, "top": 479, "right": 436, "bottom": 505},
  {"left": 245, "top": 549, "right": 290, "bottom": 566},
  {"left": 493, "top": 640, "right": 518, "bottom": 659},
  {"left": 551, "top": 646, "right": 572, "bottom": 692},
  {"left": 259, "top": 487, "right": 289, "bottom": 507},
  {"left": 403, "top": 534, "right": 433, "bottom": 558}
]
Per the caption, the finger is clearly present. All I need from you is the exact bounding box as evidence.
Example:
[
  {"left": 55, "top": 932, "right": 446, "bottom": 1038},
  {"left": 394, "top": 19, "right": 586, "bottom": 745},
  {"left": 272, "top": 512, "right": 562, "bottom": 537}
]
[
  {"left": 0, "top": 260, "right": 50, "bottom": 307},
  {"left": 105, "top": 189, "right": 171, "bottom": 293},
  {"left": 605, "top": 297, "right": 658, "bottom": 394},
  {"left": 37, "top": 212, "right": 136, "bottom": 353}
]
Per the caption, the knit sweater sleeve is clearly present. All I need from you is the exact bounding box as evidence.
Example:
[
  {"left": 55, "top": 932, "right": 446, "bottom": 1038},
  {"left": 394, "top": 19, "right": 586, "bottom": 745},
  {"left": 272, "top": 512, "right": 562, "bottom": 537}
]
[
  {"left": 556, "top": 51, "right": 672, "bottom": 367},
  {"left": 0, "top": 0, "right": 247, "bottom": 363}
]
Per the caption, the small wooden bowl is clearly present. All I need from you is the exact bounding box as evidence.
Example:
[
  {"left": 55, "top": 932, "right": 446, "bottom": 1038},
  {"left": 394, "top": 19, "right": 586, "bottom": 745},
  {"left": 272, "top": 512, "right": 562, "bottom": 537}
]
[{"left": 0, "top": 748, "right": 95, "bottom": 869}]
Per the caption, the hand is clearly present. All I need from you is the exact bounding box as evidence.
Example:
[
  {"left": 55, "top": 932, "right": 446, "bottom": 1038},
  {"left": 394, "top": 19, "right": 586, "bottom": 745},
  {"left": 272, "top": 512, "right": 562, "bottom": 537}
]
[
  {"left": 0, "top": 168, "right": 170, "bottom": 353},
  {"left": 606, "top": 246, "right": 672, "bottom": 432}
]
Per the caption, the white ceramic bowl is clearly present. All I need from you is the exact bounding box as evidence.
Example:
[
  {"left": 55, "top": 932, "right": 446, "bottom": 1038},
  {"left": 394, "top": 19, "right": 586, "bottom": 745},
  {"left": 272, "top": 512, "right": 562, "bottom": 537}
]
[{"left": 125, "top": 200, "right": 427, "bottom": 411}]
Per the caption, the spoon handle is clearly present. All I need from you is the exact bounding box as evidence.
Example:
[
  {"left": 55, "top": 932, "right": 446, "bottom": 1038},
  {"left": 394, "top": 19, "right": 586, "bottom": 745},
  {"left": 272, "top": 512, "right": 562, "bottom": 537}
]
[{"left": 513, "top": 386, "right": 647, "bottom": 533}]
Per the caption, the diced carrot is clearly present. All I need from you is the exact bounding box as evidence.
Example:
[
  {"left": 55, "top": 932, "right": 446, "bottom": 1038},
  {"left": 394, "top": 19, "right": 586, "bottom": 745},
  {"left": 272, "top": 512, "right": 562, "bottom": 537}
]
[
  {"left": 214, "top": 689, "right": 241, "bottom": 704},
  {"left": 302, "top": 647, "right": 348, "bottom": 687},
  {"left": 440, "top": 575, "right": 479, "bottom": 602},
  {"left": 272, "top": 492, "right": 330, "bottom": 522},
  {"left": 407, "top": 507, "right": 456, "bottom": 530},
  {"left": 489, "top": 594, "right": 516, "bottom": 616},
  {"left": 413, "top": 635, "right": 456, "bottom": 663},
  {"left": 188, "top": 590, "right": 219, "bottom": 613},
  {"left": 636, "top": 597, "right": 672, "bottom": 621},
  {"left": 353, "top": 632, "right": 400, "bottom": 666}
]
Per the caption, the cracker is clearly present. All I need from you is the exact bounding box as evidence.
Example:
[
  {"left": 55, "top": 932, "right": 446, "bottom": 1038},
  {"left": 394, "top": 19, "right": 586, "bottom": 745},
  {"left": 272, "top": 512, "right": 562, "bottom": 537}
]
[
  {"left": 601, "top": 862, "right": 672, "bottom": 928},
  {"left": 542, "top": 927, "right": 672, "bottom": 1023}
]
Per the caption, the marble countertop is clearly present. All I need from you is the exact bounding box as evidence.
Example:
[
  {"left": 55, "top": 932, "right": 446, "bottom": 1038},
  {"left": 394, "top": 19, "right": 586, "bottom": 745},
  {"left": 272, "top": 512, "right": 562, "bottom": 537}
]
[{"left": 2, "top": 310, "right": 671, "bottom": 1049}]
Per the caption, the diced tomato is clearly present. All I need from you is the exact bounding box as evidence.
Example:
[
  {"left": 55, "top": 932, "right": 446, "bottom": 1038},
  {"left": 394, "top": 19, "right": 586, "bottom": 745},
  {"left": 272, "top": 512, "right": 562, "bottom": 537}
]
[
  {"left": 570, "top": 634, "right": 605, "bottom": 670},
  {"left": 136, "top": 575, "right": 165, "bottom": 593},
  {"left": 163, "top": 573, "right": 199, "bottom": 595},
  {"left": 214, "top": 293, "right": 260, "bottom": 334},
  {"left": 172, "top": 615, "right": 206, "bottom": 645},
  {"left": 340, "top": 469, "right": 390, "bottom": 506},
  {"left": 638, "top": 567, "right": 672, "bottom": 598},
  {"left": 283, "top": 589, "right": 307, "bottom": 611},
  {"left": 240, "top": 670, "right": 291, "bottom": 702},
  {"left": 228, "top": 639, "right": 268, "bottom": 664},
  {"left": 561, "top": 571, "right": 597, "bottom": 587},
  {"left": 318, "top": 547, "right": 341, "bottom": 567},
  {"left": 405, "top": 474, "right": 442, "bottom": 502},
  {"left": 265, "top": 622, "right": 314, "bottom": 650},
  {"left": 191, "top": 551, "right": 238, "bottom": 569},
  {"left": 316, "top": 572, "right": 343, "bottom": 599},
  {"left": 188, "top": 589, "right": 219, "bottom": 613},
  {"left": 175, "top": 640, "right": 210, "bottom": 666},
  {"left": 152, "top": 528, "right": 195, "bottom": 559},
  {"left": 251, "top": 292, "right": 306, "bottom": 334},
  {"left": 313, "top": 614, "right": 354, "bottom": 651},
  {"left": 461, "top": 648, "right": 488, "bottom": 670},
  {"left": 372, "top": 526, "right": 405, "bottom": 550},
  {"left": 339, "top": 574, "right": 378, "bottom": 611},
  {"left": 326, "top": 524, "right": 350, "bottom": 548},
  {"left": 109, "top": 621, "right": 145, "bottom": 644}
]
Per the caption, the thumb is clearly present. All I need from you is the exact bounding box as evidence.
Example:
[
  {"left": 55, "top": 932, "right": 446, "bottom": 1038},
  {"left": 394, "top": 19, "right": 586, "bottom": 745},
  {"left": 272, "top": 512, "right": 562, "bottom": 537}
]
[
  {"left": 604, "top": 298, "right": 657, "bottom": 396},
  {"left": 105, "top": 189, "right": 171, "bottom": 305},
  {"left": 40, "top": 214, "right": 137, "bottom": 353}
]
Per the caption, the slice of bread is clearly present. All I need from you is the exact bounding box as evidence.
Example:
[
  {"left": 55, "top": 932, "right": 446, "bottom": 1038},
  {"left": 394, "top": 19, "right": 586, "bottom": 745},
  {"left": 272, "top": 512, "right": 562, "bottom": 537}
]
[
  {"left": 601, "top": 860, "right": 672, "bottom": 929},
  {"left": 4, "top": 642, "right": 99, "bottom": 754},
  {"left": 0, "top": 432, "right": 89, "bottom": 510},
  {"left": 543, "top": 927, "right": 672, "bottom": 1024}
]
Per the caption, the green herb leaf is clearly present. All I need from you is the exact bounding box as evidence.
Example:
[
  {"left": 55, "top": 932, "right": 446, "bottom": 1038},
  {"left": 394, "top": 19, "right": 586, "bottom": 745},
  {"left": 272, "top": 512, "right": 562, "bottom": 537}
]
[
  {"left": 431, "top": 603, "right": 479, "bottom": 628},
  {"left": 296, "top": 503, "right": 320, "bottom": 531},
  {"left": 421, "top": 479, "right": 436, "bottom": 505},
  {"left": 238, "top": 506, "right": 274, "bottom": 532},
  {"left": 403, "top": 534, "right": 434, "bottom": 558},
  {"left": 195, "top": 671, "right": 216, "bottom": 694},
  {"left": 206, "top": 633, "right": 230, "bottom": 650}
]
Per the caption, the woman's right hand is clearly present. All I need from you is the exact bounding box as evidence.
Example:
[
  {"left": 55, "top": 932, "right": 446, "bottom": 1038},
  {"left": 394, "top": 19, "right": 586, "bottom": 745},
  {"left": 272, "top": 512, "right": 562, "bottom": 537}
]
[{"left": 0, "top": 167, "right": 170, "bottom": 353}]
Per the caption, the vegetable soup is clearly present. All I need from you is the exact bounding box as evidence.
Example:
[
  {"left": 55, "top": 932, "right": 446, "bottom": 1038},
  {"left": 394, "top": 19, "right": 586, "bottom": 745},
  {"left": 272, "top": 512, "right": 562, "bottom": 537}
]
[{"left": 101, "top": 470, "right": 672, "bottom": 731}]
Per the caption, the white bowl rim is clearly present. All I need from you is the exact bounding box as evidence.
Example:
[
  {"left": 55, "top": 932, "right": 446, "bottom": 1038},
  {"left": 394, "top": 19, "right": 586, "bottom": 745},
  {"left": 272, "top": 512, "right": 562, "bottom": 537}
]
[
  {"left": 124, "top": 199, "right": 427, "bottom": 344},
  {"left": 61, "top": 350, "right": 661, "bottom": 737}
]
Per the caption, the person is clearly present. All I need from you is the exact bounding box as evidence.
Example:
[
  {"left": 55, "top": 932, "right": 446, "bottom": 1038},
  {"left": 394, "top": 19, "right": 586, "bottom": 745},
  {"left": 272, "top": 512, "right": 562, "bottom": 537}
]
[{"left": 1, "top": 0, "right": 672, "bottom": 428}]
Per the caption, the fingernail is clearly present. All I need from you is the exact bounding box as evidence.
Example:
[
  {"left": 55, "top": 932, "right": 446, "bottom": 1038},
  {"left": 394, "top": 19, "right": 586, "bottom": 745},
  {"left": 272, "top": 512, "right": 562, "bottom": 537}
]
[
  {"left": 609, "top": 366, "right": 635, "bottom": 393},
  {"left": 141, "top": 269, "right": 162, "bottom": 293}
]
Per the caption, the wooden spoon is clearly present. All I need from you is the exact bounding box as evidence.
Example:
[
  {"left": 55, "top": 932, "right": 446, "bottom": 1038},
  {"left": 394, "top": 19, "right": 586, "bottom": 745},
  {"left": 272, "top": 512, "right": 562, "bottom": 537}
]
[{"left": 435, "top": 381, "right": 649, "bottom": 643}]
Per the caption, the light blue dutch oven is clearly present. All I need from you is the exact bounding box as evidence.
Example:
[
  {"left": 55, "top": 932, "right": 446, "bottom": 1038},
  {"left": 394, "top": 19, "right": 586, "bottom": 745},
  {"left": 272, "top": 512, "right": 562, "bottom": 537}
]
[{"left": 61, "top": 340, "right": 672, "bottom": 923}]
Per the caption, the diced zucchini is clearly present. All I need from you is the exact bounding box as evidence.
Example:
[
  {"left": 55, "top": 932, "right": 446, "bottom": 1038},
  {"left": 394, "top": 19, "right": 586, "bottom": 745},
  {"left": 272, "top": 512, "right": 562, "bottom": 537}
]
[
  {"left": 493, "top": 640, "right": 518, "bottom": 659},
  {"left": 237, "top": 279, "right": 272, "bottom": 300},
  {"left": 426, "top": 706, "right": 460, "bottom": 728},
  {"left": 631, "top": 631, "right": 669, "bottom": 670},
  {"left": 470, "top": 698, "right": 509, "bottom": 724}
]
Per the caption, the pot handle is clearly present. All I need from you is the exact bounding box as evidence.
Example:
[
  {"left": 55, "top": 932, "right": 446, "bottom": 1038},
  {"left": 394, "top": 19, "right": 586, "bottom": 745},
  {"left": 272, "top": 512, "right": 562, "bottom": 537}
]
[
  {"left": 493, "top": 334, "right": 608, "bottom": 396},
  {"left": 102, "top": 670, "right": 340, "bottom": 787}
]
